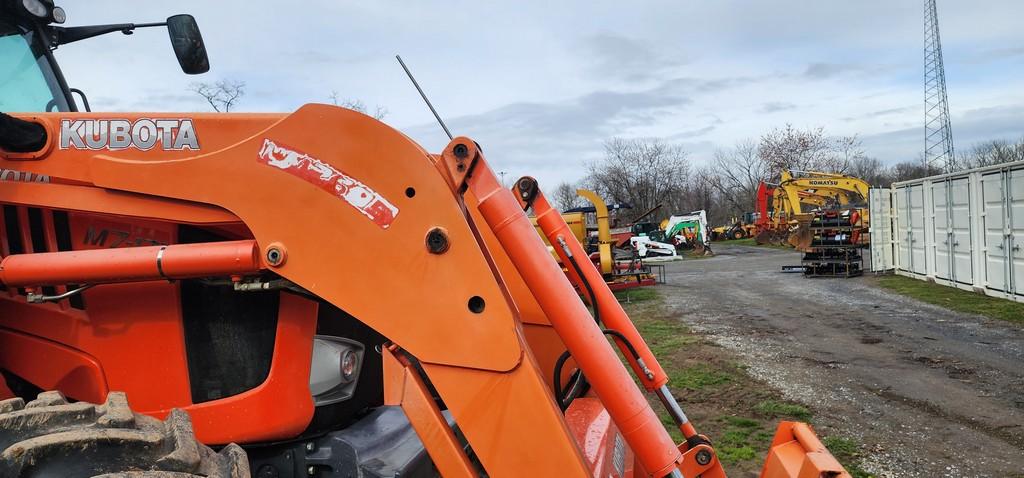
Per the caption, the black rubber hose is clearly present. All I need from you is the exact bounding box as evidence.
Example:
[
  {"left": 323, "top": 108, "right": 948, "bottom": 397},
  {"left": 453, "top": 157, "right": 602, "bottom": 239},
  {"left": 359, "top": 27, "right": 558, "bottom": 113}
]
[
  {"left": 564, "top": 249, "right": 601, "bottom": 326},
  {"left": 552, "top": 350, "right": 579, "bottom": 411},
  {"left": 0, "top": 112, "right": 47, "bottom": 153},
  {"left": 602, "top": 328, "right": 642, "bottom": 361},
  {"left": 553, "top": 249, "right": 602, "bottom": 412}
]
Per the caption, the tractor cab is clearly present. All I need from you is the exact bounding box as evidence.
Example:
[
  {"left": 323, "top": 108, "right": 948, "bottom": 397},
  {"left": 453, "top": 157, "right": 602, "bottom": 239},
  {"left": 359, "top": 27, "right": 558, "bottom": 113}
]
[{"left": 0, "top": 0, "right": 208, "bottom": 114}]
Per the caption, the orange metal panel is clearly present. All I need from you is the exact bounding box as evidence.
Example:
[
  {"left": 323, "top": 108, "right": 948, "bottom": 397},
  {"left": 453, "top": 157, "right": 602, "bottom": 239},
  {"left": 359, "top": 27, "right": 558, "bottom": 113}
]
[
  {"left": 0, "top": 182, "right": 238, "bottom": 225},
  {"left": 157, "top": 292, "right": 318, "bottom": 444},
  {"left": 760, "top": 421, "right": 850, "bottom": 478},
  {"left": 0, "top": 283, "right": 193, "bottom": 411},
  {"left": 423, "top": 361, "right": 592, "bottom": 477},
  {"left": 382, "top": 347, "right": 476, "bottom": 478},
  {"left": 564, "top": 397, "right": 634, "bottom": 478},
  {"left": 0, "top": 327, "right": 108, "bottom": 402}
]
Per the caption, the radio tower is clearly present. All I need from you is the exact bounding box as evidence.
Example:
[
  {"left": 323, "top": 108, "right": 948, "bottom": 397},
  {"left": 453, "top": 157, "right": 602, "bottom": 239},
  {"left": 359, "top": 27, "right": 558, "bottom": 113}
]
[{"left": 924, "top": 0, "right": 955, "bottom": 172}]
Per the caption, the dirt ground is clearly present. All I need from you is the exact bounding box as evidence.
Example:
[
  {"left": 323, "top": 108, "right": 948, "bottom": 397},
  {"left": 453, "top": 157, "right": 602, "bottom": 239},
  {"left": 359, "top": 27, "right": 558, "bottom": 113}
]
[{"left": 655, "top": 243, "right": 1024, "bottom": 478}]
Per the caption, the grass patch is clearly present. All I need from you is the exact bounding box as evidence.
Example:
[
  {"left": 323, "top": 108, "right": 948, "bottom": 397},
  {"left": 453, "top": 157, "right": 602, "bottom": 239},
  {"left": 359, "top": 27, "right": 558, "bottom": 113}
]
[
  {"left": 753, "top": 400, "right": 812, "bottom": 421},
  {"left": 670, "top": 364, "right": 733, "bottom": 390},
  {"left": 876, "top": 275, "right": 1024, "bottom": 325},
  {"left": 822, "top": 436, "right": 874, "bottom": 478},
  {"left": 632, "top": 317, "right": 698, "bottom": 356},
  {"left": 713, "top": 417, "right": 774, "bottom": 465}
]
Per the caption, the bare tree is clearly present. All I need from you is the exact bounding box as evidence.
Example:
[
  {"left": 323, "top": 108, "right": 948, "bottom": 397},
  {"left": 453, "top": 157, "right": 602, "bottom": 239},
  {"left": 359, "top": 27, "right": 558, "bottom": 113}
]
[
  {"left": 889, "top": 160, "right": 939, "bottom": 183},
  {"left": 552, "top": 182, "right": 583, "bottom": 212},
  {"left": 848, "top": 156, "right": 891, "bottom": 187},
  {"left": 834, "top": 135, "right": 866, "bottom": 173},
  {"left": 956, "top": 138, "right": 1024, "bottom": 169},
  {"left": 189, "top": 80, "right": 245, "bottom": 112},
  {"left": 758, "top": 124, "right": 855, "bottom": 175},
  {"left": 586, "top": 137, "right": 690, "bottom": 223},
  {"left": 711, "top": 140, "right": 768, "bottom": 215},
  {"left": 329, "top": 91, "right": 388, "bottom": 120}
]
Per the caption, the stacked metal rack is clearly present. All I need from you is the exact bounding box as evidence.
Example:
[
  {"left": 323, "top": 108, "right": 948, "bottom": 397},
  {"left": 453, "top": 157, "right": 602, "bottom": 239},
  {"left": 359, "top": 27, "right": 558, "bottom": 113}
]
[{"left": 801, "top": 209, "right": 865, "bottom": 278}]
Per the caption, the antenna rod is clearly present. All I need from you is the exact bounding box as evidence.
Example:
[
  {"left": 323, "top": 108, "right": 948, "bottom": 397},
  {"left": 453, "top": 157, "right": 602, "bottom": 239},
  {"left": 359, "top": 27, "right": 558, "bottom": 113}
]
[{"left": 396, "top": 55, "right": 453, "bottom": 140}]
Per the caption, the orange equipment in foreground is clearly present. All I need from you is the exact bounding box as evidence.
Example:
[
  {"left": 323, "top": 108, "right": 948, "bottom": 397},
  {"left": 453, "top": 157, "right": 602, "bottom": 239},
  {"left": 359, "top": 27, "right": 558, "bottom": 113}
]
[
  {"left": 0, "top": 106, "right": 850, "bottom": 476},
  {"left": 0, "top": 3, "right": 849, "bottom": 476}
]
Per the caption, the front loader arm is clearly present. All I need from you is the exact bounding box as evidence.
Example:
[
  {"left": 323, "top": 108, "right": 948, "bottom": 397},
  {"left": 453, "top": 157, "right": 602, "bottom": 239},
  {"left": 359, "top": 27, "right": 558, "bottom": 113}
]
[{"left": 0, "top": 106, "right": 677, "bottom": 476}]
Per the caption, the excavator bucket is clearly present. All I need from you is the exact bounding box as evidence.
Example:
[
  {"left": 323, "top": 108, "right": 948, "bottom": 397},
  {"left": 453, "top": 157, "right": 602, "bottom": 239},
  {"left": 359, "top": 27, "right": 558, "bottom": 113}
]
[
  {"left": 788, "top": 222, "right": 814, "bottom": 251},
  {"left": 760, "top": 422, "right": 851, "bottom": 478}
]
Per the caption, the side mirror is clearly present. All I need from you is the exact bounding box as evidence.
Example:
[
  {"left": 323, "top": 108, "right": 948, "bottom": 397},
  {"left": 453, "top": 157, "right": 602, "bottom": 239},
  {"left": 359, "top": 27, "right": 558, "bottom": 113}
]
[{"left": 166, "top": 14, "right": 209, "bottom": 75}]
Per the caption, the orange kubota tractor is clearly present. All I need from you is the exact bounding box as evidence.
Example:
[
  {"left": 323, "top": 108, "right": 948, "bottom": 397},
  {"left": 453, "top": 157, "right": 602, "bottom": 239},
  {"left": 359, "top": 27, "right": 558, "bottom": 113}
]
[{"left": 0, "top": 3, "right": 849, "bottom": 477}]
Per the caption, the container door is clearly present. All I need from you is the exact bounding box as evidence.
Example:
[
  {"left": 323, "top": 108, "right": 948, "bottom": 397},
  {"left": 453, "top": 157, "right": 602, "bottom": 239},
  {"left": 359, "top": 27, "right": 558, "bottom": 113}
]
[
  {"left": 981, "top": 171, "right": 1009, "bottom": 292},
  {"left": 869, "top": 188, "right": 894, "bottom": 271},
  {"left": 908, "top": 184, "right": 927, "bottom": 274},
  {"left": 895, "top": 186, "right": 912, "bottom": 271},
  {"left": 934, "top": 177, "right": 973, "bottom": 284},
  {"left": 1010, "top": 167, "right": 1024, "bottom": 296},
  {"left": 950, "top": 177, "right": 973, "bottom": 284},
  {"left": 932, "top": 181, "right": 952, "bottom": 280}
]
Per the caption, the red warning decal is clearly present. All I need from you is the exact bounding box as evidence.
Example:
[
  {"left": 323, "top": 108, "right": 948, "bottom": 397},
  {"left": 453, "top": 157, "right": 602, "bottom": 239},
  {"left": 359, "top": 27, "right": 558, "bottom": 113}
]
[{"left": 257, "top": 138, "right": 399, "bottom": 229}]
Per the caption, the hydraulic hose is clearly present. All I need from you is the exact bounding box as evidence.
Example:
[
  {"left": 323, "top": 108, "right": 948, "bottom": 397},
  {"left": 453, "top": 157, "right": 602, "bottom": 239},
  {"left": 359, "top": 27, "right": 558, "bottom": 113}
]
[{"left": 563, "top": 246, "right": 601, "bottom": 326}]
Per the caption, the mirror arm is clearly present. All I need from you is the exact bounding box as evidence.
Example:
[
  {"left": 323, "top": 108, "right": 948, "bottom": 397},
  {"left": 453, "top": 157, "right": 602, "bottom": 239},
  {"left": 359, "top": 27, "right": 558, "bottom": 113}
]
[{"left": 53, "top": 22, "right": 167, "bottom": 46}]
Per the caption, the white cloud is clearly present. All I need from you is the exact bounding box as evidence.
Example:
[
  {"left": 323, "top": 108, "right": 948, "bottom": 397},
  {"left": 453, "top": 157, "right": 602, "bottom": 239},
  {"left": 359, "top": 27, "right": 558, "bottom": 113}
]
[{"left": 51, "top": 0, "right": 1024, "bottom": 186}]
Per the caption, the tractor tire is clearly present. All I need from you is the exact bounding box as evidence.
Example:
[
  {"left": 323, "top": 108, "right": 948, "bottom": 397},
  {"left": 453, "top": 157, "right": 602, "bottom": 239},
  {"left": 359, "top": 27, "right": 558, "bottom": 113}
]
[
  {"left": 731, "top": 230, "right": 744, "bottom": 240},
  {"left": 0, "top": 391, "right": 250, "bottom": 478}
]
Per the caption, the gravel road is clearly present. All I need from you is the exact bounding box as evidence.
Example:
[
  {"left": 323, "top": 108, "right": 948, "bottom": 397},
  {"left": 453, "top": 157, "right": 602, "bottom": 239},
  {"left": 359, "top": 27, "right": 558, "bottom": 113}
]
[{"left": 656, "top": 243, "right": 1024, "bottom": 477}]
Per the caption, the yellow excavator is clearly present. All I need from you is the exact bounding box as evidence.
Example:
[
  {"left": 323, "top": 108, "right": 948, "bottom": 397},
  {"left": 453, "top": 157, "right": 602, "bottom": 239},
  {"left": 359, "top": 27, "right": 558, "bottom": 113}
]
[{"left": 756, "top": 171, "right": 870, "bottom": 249}]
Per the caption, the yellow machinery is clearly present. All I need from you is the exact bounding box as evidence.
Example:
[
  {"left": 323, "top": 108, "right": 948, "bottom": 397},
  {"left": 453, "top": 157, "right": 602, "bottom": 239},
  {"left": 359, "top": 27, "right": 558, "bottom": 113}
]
[
  {"left": 773, "top": 170, "right": 869, "bottom": 217},
  {"left": 576, "top": 189, "right": 615, "bottom": 274},
  {"left": 530, "top": 189, "right": 616, "bottom": 275},
  {"left": 757, "top": 171, "right": 871, "bottom": 248},
  {"left": 710, "top": 214, "right": 757, "bottom": 241}
]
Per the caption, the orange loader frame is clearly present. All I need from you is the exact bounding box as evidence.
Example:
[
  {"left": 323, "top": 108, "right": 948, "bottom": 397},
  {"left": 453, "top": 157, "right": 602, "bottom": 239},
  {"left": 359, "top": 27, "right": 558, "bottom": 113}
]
[{"left": 0, "top": 106, "right": 847, "bottom": 477}]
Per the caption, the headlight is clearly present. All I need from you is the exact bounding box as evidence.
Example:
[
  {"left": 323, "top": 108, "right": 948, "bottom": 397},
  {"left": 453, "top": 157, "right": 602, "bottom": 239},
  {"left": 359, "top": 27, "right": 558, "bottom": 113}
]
[
  {"left": 51, "top": 6, "right": 65, "bottom": 24},
  {"left": 21, "top": 0, "right": 49, "bottom": 18},
  {"left": 309, "top": 335, "right": 364, "bottom": 406}
]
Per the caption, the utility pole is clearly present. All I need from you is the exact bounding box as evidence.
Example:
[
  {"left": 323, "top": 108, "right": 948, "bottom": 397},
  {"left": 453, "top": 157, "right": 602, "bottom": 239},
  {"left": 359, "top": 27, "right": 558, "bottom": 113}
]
[
  {"left": 498, "top": 171, "right": 508, "bottom": 188},
  {"left": 924, "top": 0, "right": 955, "bottom": 173}
]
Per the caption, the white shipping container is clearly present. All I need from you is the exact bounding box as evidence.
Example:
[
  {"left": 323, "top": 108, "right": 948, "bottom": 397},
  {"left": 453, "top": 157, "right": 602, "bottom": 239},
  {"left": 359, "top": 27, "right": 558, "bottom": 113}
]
[{"left": 873, "top": 160, "right": 1024, "bottom": 304}]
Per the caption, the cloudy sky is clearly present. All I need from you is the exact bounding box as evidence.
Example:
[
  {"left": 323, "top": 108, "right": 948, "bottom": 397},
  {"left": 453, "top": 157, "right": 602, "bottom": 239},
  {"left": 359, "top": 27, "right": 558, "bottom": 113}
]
[{"left": 54, "top": 1, "right": 1023, "bottom": 187}]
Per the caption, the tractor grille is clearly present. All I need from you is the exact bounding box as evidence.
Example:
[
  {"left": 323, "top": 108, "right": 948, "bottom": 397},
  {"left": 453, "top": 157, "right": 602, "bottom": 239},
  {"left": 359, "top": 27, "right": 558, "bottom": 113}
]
[{"left": 0, "top": 205, "right": 84, "bottom": 309}]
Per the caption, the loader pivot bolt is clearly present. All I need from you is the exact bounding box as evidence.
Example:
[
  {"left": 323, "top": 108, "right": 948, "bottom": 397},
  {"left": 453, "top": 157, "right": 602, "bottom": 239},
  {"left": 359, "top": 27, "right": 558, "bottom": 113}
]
[
  {"left": 265, "top": 245, "right": 286, "bottom": 267},
  {"left": 695, "top": 449, "right": 713, "bottom": 466},
  {"left": 426, "top": 228, "right": 450, "bottom": 254},
  {"left": 453, "top": 143, "right": 469, "bottom": 159}
]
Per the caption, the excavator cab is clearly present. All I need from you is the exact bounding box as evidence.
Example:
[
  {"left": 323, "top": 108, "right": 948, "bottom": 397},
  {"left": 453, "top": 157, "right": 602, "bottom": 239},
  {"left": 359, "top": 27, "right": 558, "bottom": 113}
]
[{"left": 0, "top": 3, "right": 851, "bottom": 477}]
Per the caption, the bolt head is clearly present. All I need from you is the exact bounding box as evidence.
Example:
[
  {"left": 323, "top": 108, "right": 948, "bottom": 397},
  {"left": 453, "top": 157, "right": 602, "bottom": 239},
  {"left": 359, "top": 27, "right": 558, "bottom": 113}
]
[
  {"left": 695, "top": 449, "right": 713, "bottom": 466},
  {"left": 265, "top": 244, "right": 287, "bottom": 267},
  {"left": 426, "top": 228, "right": 450, "bottom": 254}
]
